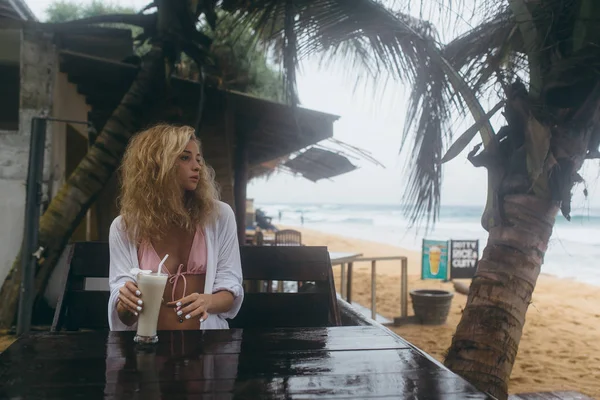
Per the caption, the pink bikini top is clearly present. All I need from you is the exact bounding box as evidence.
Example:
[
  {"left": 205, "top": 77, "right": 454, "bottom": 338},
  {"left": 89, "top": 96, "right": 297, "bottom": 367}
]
[{"left": 137, "top": 228, "right": 207, "bottom": 303}]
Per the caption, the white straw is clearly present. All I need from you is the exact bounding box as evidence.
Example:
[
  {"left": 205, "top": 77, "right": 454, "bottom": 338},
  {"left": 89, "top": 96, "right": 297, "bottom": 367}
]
[{"left": 158, "top": 254, "right": 169, "bottom": 275}]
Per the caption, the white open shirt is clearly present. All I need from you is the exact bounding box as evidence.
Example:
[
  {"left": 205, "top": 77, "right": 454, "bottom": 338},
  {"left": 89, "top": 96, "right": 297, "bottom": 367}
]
[{"left": 107, "top": 201, "right": 244, "bottom": 330}]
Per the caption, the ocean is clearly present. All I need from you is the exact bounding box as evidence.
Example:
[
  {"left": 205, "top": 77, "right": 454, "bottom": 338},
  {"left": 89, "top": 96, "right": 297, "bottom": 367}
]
[{"left": 257, "top": 202, "right": 600, "bottom": 286}]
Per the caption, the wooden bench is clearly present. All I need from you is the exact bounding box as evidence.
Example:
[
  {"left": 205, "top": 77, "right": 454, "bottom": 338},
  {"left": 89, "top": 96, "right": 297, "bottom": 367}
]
[{"left": 52, "top": 242, "right": 340, "bottom": 331}]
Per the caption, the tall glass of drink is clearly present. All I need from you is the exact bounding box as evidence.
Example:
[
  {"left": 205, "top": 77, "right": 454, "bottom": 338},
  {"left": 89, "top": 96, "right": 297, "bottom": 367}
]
[
  {"left": 134, "top": 271, "right": 168, "bottom": 344},
  {"left": 429, "top": 246, "right": 441, "bottom": 276}
]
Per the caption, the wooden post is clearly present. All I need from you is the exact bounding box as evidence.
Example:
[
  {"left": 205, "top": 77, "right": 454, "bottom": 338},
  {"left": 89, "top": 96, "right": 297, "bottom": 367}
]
[
  {"left": 233, "top": 127, "right": 248, "bottom": 246},
  {"left": 401, "top": 257, "right": 408, "bottom": 318},
  {"left": 346, "top": 262, "right": 353, "bottom": 303},
  {"left": 371, "top": 260, "right": 376, "bottom": 320},
  {"left": 340, "top": 263, "right": 346, "bottom": 298}
]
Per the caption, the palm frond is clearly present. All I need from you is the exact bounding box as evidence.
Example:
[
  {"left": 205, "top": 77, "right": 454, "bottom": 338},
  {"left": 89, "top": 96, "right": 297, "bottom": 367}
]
[
  {"left": 443, "top": 8, "right": 521, "bottom": 92},
  {"left": 226, "top": 1, "right": 447, "bottom": 226},
  {"left": 224, "top": 0, "right": 509, "bottom": 229},
  {"left": 227, "top": 1, "right": 441, "bottom": 100},
  {"left": 389, "top": 0, "right": 507, "bottom": 32}
]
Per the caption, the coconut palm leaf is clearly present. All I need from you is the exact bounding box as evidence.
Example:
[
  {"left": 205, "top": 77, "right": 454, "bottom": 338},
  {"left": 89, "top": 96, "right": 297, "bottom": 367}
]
[
  {"left": 225, "top": 0, "right": 476, "bottom": 227},
  {"left": 443, "top": 8, "right": 522, "bottom": 88}
]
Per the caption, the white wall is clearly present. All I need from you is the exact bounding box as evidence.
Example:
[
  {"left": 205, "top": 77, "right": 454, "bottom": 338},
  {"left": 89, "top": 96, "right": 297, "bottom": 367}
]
[
  {"left": 0, "top": 181, "right": 25, "bottom": 285},
  {"left": 0, "top": 29, "right": 56, "bottom": 289}
]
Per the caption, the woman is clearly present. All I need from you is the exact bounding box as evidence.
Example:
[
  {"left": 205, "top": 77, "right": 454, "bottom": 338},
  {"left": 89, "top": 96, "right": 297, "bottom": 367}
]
[{"left": 108, "top": 124, "right": 243, "bottom": 330}]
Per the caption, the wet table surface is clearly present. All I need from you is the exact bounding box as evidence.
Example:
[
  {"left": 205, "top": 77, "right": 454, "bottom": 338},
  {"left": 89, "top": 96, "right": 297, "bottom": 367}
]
[{"left": 0, "top": 326, "right": 495, "bottom": 399}]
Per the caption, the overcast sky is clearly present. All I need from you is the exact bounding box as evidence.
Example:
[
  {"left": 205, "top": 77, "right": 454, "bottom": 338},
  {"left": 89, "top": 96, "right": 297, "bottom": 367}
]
[{"left": 24, "top": 0, "right": 600, "bottom": 210}]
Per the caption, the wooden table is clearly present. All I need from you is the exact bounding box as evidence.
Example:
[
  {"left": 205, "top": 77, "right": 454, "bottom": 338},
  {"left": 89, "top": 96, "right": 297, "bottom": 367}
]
[{"left": 0, "top": 326, "right": 495, "bottom": 399}]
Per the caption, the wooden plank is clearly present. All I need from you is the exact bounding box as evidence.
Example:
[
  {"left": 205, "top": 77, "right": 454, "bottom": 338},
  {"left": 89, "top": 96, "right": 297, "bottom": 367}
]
[
  {"left": 1, "top": 348, "right": 469, "bottom": 382},
  {"left": 69, "top": 242, "right": 109, "bottom": 278},
  {"left": 66, "top": 291, "right": 110, "bottom": 330},
  {"left": 232, "top": 100, "right": 246, "bottom": 244},
  {"left": 0, "top": 328, "right": 410, "bottom": 362},
  {"left": 0, "top": 370, "right": 494, "bottom": 399},
  {"left": 229, "top": 292, "right": 331, "bottom": 328},
  {"left": 0, "top": 353, "right": 493, "bottom": 399},
  {"left": 240, "top": 246, "right": 330, "bottom": 281},
  {"left": 51, "top": 245, "right": 75, "bottom": 332},
  {"left": 509, "top": 392, "right": 595, "bottom": 400},
  {"left": 2, "top": 327, "right": 403, "bottom": 352}
]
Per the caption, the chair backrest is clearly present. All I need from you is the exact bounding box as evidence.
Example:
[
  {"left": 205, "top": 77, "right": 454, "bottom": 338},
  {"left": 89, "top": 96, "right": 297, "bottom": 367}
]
[
  {"left": 51, "top": 242, "right": 110, "bottom": 331},
  {"left": 229, "top": 246, "right": 340, "bottom": 329},
  {"left": 274, "top": 229, "right": 302, "bottom": 246}
]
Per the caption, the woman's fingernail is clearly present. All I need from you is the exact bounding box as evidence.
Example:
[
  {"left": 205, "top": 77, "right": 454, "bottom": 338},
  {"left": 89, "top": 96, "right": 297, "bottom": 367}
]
[
  {"left": 185, "top": 314, "right": 191, "bottom": 320},
  {"left": 200, "top": 318, "right": 204, "bottom": 323},
  {"left": 134, "top": 312, "right": 138, "bottom": 316},
  {"left": 137, "top": 300, "right": 143, "bottom": 305},
  {"left": 135, "top": 290, "right": 141, "bottom": 296},
  {"left": 177, "top": 310, "right": 182, "bottom": 316},
  {"left": 176, "top": 302, "right": 182, "bottom": 307},
  {"left": 176, "top": 306, "right": 181, "bottom": 311},
  {"left": 137, "top": 306, "right": 142, "bottom": 311}
]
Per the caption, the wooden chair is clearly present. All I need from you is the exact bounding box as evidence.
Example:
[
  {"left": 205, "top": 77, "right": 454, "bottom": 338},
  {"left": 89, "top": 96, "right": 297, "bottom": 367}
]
[
  {"left": 229, "top": 246, "right": 341, "bottom": 329},
  {"left": 51, "top": 242, "right": 110, "bottom": 331},
  {"left": 274, "top": 229, "right": 302, "bottom": 246}
]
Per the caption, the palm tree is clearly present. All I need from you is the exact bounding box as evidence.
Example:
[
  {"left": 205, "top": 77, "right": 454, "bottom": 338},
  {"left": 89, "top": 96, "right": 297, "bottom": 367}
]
[
  {"left": 3, "top": 1, "right": 595, "bottom": 399},
  {"left": 411, "top": 3, "right": 600, "bottom": 399}
]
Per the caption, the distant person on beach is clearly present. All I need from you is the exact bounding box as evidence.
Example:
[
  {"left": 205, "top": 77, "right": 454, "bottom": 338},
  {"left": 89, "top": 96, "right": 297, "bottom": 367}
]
[
  {"left": 278, "top": 210, "right": 282, "bottom": 222},
  {"left": 108, "top": 124, "right": 243, "bottom": 332},
  {"left": 301, "top": 212, "right": 305, "bottom": 226}
]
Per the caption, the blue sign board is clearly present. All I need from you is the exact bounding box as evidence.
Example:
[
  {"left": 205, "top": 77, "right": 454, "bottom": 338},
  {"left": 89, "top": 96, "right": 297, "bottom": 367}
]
[{"left": 421, "top": 239, "right": 449, "bottom": 280}]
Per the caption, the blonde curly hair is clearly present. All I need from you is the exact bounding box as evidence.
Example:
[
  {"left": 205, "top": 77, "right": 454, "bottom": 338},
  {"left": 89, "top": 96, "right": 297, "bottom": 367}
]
[{"left": 119, "top": 124, "right": 220, "bottom": 244}]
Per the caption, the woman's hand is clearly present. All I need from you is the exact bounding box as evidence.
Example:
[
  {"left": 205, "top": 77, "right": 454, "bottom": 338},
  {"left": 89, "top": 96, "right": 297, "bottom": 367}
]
[
  {"left": 117, "top": 281, "right": 143, "bottom": 317},
  {"left": 167, "top": 293, "right": 212, "bottom": 322}
]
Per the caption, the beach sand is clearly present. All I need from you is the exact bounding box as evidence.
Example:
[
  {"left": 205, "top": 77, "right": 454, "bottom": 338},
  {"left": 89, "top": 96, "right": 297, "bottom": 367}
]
[{"left": 290, "top": 225, "right": 600, "bottom": 398}]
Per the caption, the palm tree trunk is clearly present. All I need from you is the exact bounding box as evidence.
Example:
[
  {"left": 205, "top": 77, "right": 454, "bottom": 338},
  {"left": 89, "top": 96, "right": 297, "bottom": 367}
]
[
  {"left": 444, "top": 194, "right": 559, "bottom": 400},
  {"left": 0, "top": 47, "right": 167, "bottom": 329}
]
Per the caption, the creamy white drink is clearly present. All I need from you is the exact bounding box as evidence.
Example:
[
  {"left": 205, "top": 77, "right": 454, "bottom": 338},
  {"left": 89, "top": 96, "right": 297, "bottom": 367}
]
[{"left": 134, "top": 272, "right": 168, "bottom": 344}]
